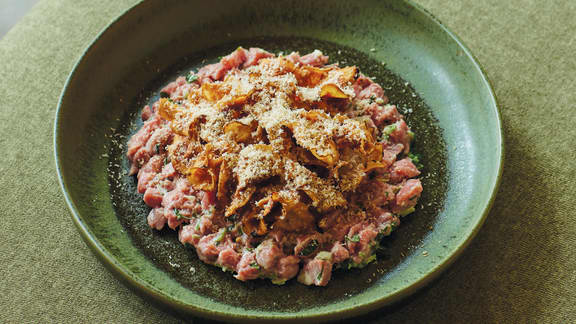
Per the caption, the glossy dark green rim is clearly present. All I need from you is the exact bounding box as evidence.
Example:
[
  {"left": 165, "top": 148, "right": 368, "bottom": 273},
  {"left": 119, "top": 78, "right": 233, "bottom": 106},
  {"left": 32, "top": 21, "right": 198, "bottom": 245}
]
[{"left": 54, "top": 0, "right": 503, "bottom": 322}]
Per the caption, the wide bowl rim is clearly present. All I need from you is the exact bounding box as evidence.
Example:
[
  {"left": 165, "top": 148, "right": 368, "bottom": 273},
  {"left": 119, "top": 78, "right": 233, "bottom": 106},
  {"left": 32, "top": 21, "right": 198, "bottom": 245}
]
[{"left": 53, "top": 0, "right": 504, "bottom": 322}]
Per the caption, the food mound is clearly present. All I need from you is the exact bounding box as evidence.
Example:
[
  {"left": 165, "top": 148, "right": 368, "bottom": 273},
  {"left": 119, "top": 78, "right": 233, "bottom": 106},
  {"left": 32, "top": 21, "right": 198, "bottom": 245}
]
[{"left": 126, "top": 47, "right": 423, "bottom": 286}]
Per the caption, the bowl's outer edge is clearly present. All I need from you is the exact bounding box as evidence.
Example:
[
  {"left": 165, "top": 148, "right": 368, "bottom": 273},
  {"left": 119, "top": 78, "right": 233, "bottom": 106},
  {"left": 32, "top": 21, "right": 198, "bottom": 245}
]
[{"left": 53, "top": 0, "right": 504, "bottom": 322}]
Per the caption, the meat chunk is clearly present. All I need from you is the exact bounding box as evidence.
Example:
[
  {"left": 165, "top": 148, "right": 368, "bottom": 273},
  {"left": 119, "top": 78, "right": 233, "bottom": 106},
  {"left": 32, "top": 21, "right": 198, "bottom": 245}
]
[
  {"left": 235, "top": 252, "right": 260, "bottom": 281},
  {"left": 330, "top": 242, "right": 350, "bottom": 264},
  {"left": 389, "top": 158, "right": 420, "bottom": 183},
  {"left": 275, "top": 256, "right": 300, "bottom": 282},
  {"left": 221, "top": 47, "right": 248, "bottom": 70},
  {"left": 197, "top": 63, "right": 227, "bottom": 83},
  {"left": 136, "top": 155, "right": 164, "bottom": 194},
  {"left": 393, "top": 179, "right": 423, "bottom": 212},
  {"left": 299, "top": 50, "right": 329, "bottom": 67},
  {"left": 255, "top": 240, "right": 283, "bottom": 271},
  {"left": 147, "top": 208, "right": 166, "bottom": 230},
  {"left": 127, "top": 117, "right": 162, "bottom": 163},
  {"left": 244, "top": 47, "right": 274, "bottom": 67},
  {"left": 297, "top": 259, "right": 332, "bottom": 286},
  {"left": 160, "top": 76, "right": 186, "bottom": 96},
  {"left": 196, "top": 234, "right": 221, "bottom": 263},
  {"left": 179, "top": 224, "right": 200, "bottom": 246},
  {"left": 217, "top": 248, "right": 241, "bottom": 271}
]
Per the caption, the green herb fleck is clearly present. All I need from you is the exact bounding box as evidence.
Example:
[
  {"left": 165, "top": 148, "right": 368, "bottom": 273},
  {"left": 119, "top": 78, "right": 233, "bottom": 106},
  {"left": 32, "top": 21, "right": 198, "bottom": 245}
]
[
  {"left": 214, "top": 228, "right": 228, "bottom": 245},
  {"left": 249, "top": 262, "right": 260, "bottom": 269},
  {"left": 164, "top": 156, "right": 170, "bottom": 165},
  {"left": 317, "top": 267, "right": 324, "bottom": 282},
  {"left": 379, "top": 124, "right": 397, "bottom": 141},
  {"left": 159, "top": 91, "right": 170, "bottom": 98},
  {"left": 369, "top": 95, "right": 376, "bottom": 104},
  {"left": 383, "top": 124, "right": 397, "bottom": 135},
  {"left": 155, "top": 144, "right": 160, "bottom": 154},
  {"left": 346, "top": 234, "right": 360, "bottom": 243},
  {"left": 174, "top": 208, "right": 194, "bottom": 220},
  {"left": 186, "top": 73, "right": 198, "bottom": 83},
  {"left": 408, "top": 153, "right": 423, "bottom": 169},
  {"left": 299, "top": 239, "right": 319, "bottom": 256},
  {"left": 398, "top": 206, "right": 415, "bottom": 217}
]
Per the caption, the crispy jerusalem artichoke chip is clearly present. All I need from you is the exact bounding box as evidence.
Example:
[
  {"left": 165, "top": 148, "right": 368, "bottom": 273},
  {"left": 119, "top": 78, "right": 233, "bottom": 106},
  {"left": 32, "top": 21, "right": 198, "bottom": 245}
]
[
  {"left": 309, "top": 141, "right": 339, "bottom": 166},
  {"left": 320, "top": 83, "right": 349, "bottom": 99},
  {"left": 187, "top": 167, "right": 216, "bottom": 191},
  {"left": 168, "top": 135, "right": 203, "bottom": 174},
  {"left": 157, "top": 98, "right": 179, "bottom": 121},
  {"left": 226, "top": 186, "right": 256, "bottom": 217},
  {"left": 182, "top": 145, "right": 223, "bottom": 191},
  {"left": 274, "top": 200, "right": 315, "bottom": 232},
  {"left": 217, "top": 160, "right": 231, "bottom": 202},
  {"left": 201, "top": 82, "right": 225, "bottom": 102},
  {"left": 294, "top": 65, "right": 330, "bottom": 87},
  {"left": 241, "top": 208, "right": 268, "bottom": 236},
  {"left": 224, "top": 121, "right": 254, "bottom": 143},
  {"left": 338, "top": 66, "right": 358, "bottom": 84}
]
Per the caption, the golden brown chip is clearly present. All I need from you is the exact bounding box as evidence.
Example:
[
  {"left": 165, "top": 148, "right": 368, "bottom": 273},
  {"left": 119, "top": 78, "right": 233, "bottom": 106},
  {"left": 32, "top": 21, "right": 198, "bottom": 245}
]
[
  {"left": 320, "top": 83, "right": 348, "bottom": 99},
  {"left": 157, "top": 98, "right": 179, "bottom": 121},
  {"left": 224, "top": 121, "right": 253, "bottom": 143},
  {"left": 226, "top": 186, "right": 256, "bottom": 217},
  {"left": 201, "top": 82, "right": 225, "bottom": 102},
  {"left": 217, "top": 160, "right": 231, "bottom": 202},
  {"left": 338, "top": 66, "right": 358, "bottom": 84}
]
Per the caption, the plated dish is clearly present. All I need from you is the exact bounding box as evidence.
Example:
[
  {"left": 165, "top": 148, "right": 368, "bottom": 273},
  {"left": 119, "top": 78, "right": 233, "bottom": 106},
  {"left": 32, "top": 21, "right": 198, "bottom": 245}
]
[
  {"left": 54, "top": 0, "right": 502, "bottom": 322},
  {"left": 127, "top": 47, "right": 423, "bottom": 286}
]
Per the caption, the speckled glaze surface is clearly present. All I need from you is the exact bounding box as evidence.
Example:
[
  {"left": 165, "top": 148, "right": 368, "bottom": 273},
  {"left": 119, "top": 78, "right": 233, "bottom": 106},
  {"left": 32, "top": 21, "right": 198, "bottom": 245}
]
[{"left": 54, "top": 0, "right": 502, "bottom": 322}]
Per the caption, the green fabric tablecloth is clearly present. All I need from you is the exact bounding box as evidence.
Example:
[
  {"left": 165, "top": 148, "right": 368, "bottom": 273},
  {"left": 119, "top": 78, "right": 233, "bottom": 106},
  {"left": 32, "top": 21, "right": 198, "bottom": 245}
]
[{"left": 1, "top": 0, "right": 574, "bottom": 322}]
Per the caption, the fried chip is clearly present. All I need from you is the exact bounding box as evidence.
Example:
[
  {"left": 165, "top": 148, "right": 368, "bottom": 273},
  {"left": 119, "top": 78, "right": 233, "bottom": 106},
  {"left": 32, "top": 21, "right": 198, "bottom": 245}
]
[
  {"left": 320, "top": 83, "right": 349, "bottom": 99},
  {"left": 224, "top": 121, "right": 254, "bottom": 143}
]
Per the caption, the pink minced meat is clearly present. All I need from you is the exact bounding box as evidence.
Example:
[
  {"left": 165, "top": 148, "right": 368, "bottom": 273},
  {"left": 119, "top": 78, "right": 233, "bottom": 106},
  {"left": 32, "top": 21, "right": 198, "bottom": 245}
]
[{"left": 125, "top": 47, "right": 424, "bottom": 286}]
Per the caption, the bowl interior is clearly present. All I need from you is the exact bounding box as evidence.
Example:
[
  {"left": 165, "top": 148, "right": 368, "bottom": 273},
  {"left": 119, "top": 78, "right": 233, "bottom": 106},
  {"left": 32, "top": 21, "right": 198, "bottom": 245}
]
[{"left": 55, "top": 0, "right": 501, "bottom": 321}]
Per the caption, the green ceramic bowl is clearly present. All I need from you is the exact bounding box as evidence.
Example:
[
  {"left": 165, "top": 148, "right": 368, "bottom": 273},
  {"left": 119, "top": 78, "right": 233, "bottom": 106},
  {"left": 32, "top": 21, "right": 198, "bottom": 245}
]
[{"left": 54, "top": 0, "right": 502, "bottom": 322}]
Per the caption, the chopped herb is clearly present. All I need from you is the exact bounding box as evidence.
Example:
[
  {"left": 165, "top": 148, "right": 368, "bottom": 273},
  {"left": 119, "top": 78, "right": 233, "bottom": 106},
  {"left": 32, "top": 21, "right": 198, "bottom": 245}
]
[
  {"left": 379, "top": 124, "right": 397, "bottom": 142},
  {"left": 164, "top": 156, "right": 170, "bottom": 165},
  {"left": 214, "top": 228, "right": 228, "bottom": 245},
  {"left": 155, "top": 144, "right": 160, "bottom": 154},
  {"left": 186, "top": 73, "right": 198, "bottom": 83},
  {"left": 174, "top": 208, "right": 194, "bottom": 220},
  {"left": 249, "top": 262, "right": 260, "bottom": 269},
  {"left": 346, "top": 234, "right": 360, "bottom": 243},
  {"left": 369, "top": 95, "right": 376, "bottom": 104},
  {"left": 364, "top": 253, "right": 377, "bottom": 265},
  {"left": 383, "top": 124, "right": 397, "bottom": 135},
  {"left": 315, "top": 251, "right": 332, "bottom": 261},
  {"left": 246, "top": 247, "right": 254, "bottom": 252},
  {"left": 398, "top": 206, "right": 415, "bottom": 217},
  {"left": 408, "top": 153, "right": 423, "bottom": 169},
  {"left": 317, "top": 267, "right": 324, "bottom": 282},
  {"left": 299, "top": 239, "right": 319, "bottom": 256},
  {"left": 195, "top": 220, "right": 201, "bottom": 231},
  {"left": 380, "top": 224, "right": 393, "bottom": 237},
  {"left": 237, "top": 225, "right": 243, "bottom": 236},
  {"left": 159, "top": 91, "right": 170, "bottom": 98},
  {"left": 384, "top": 191, "right": 389, "bottom": 198},
  {"left": 226, "top": 225, "right": 235, "bottom": 232}
]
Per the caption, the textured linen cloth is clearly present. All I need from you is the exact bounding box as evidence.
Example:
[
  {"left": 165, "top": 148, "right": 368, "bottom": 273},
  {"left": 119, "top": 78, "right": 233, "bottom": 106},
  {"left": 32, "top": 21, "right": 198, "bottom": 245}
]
[{"left": 0, "top": 0, "right": 574, "bottom": 323}]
